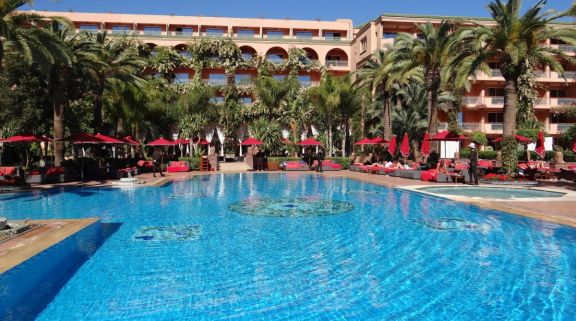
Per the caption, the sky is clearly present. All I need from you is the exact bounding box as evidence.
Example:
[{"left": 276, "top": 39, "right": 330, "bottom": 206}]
[{"left": 22, "top": 0, "right": 575, "bottom": 26}]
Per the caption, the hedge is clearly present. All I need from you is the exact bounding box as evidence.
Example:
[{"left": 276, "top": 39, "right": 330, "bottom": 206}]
[{"left": 268, "top": 157, "right": 352, "bottom": 169}]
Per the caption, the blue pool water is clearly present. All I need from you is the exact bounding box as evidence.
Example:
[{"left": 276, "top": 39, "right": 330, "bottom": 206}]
[
  {"left": 420, "top": 186, "right": 566, "bottom": 199},
  {"left": 1, "top": 173, "right": 575, "bottom": 320}
]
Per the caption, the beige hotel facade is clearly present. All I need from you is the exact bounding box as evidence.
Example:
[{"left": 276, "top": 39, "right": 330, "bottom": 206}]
[{"left": 32, "top": 11, "right": 576, "bottom": 139}]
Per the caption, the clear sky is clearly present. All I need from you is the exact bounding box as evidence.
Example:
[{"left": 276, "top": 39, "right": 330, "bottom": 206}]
[{"left": 23, "top": 0, "right": 575, "bottom": 26}]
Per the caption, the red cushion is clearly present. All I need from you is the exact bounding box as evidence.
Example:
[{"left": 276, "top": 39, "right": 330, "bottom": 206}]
[{"left": 0, "top": 167, "right": 16, "bottom": 176}]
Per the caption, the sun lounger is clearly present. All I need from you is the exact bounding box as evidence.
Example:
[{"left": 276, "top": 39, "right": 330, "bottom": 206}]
[
  {"left": 282, "top": 161, "right": 309, "bottom": 171},
  {"left": 167, "top": 161, "right": 190, "bottom": 172}
]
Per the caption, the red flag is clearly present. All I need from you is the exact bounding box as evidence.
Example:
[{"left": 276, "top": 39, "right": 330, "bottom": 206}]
[
  {"left": 421, "top": 132, "right": 430, "bottom": 158},
  {"left": 535, "top": 131, "right": 545, "bottom": 158},
  {"left": 400, "top": 133, "right": 410, "bottom": 158},
  {"left": 388, "top": 135, "right": 397, "bottom": 157}
]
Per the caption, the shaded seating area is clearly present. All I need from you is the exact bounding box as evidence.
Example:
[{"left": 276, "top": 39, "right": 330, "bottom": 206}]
[{"left": 167, "top": 160, "right": 190, "bottom": 173}]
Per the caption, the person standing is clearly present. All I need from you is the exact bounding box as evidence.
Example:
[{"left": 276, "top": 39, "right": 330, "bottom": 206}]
[
  {"left": 152, "top": 148, "right": 165, "bottom": 178},
  {"left": 316, "top": 148, "right": 325, "bottom": 172},
  {"left": 468, "top": 143, "right": 478, "bottom": 185}
]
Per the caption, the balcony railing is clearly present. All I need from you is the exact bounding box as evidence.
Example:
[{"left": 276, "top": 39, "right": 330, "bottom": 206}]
[
  {"left": 534, "top": 70, "right": 547, "bottom": 78},
  {"left": 562, "top": 71, "right": 576, "bottom": 79},
  {"left": 490, "top": 96, "right": 505, "bottom": 105},
  {"left": 559, "top": 45, "right": 576, "bottom": 53},
  {"left": 299, "top": 81, "right": 318, "bottom": 88},
  {"left": 490, "top": 69, "right": 502, "bottom": 77},
  {"left": 557, "top": 98, "right": 576, "bottom": 106},
  {"left": 204, "top": 79, "right": 227, "bottom": 86},
  {"left": 460, "top": 123, "right": 481, "bottom": 132},
  {"left": 326, "top": 60, "right": 348, "bottom": 67},
  {"left": 143, "top": 30, "right": 162, "bottom": 36},
  {"left": 558, "top": 123, "right": 575, "bottom": 132},
  {"left": 463, "top": 96, "right": 482, "bottom": 106},
  {"left": 174, "top": 31, "right": 194, "bottom": 37},
  {"left": 489, "top": 123, "right": 503, "bottom": 131},
  {"left": 438, "top": 123, "right": 448, "bottom": 131}
]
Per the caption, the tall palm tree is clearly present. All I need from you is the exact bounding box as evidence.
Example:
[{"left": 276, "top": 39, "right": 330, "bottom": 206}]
[
  {"left": 394, "top": 21, "right": 455, "bottom": 141},
  {"left": 87, "top": 32, "right": 146, "bottom": 133},
  {"left": 354, "top": 48, "right": 403, "bottom": 141},
  {"left": 253, "top": 75, "right": 295, "bottom": 120},
  {"left": 45, "top": 23, "right": 100, "bottom": 166},
  {"left": 454, "top": 0, "right": 576, "bottom": 169}
]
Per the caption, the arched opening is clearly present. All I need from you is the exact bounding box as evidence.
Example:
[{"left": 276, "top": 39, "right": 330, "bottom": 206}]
[
  {"left": 302, "top": 47, "right": 319, "bottom": 63},
  {"left": 266, "top": 47, "right": 288, "bottom": 64},
  {"left": 174, "top": 44, "right": 191, "bottom": 59},
  {"left": 239, "top": 46, "right": 257, "bottom": 61},
  {"left": 325, "top": 48, "right": 349, "bottom": 67}
]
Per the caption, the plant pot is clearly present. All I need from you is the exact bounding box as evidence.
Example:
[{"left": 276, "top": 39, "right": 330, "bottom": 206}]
[{"left": 267, "top": 161, "right": 280, "bottom": 171}]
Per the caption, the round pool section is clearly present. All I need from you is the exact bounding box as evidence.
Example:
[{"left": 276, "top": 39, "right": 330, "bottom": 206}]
[{"left": 419, "top": 186, "right": 565, "bottom": 199}]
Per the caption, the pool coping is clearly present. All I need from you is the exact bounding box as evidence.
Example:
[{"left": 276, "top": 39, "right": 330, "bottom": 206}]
[{"left": 0, "top": 218, "right": 99, "bottom": 274}]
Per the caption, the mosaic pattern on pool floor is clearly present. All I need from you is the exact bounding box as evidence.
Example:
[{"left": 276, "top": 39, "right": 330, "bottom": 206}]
[
  {"left": 228, "top": 198, "right": 355, "bottom": 217},
  {"left": 132, "top": 225, "right": 202, "bottom": 241}
]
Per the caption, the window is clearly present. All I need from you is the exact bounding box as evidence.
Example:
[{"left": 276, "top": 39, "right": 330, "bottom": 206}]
[
  {"left": 295, "top": 31, "right": 313, "bottom": 39},
  {"left": 383, "top": 32, "right": 397, "bottom": 39},
  {"left": 173, "top": 73, "right": 189, "bottom": 84},
  {"left": 326, "top": 55, "right": 341, "bottom": 61},
  {"left": 207, "top": 73, "right": 226, "bottom": 85},
  {"left": 175, "top": 27, "right": 193, "bottom": 36},
  {"left": 237, "top": 29, "right": 255, "bottom": 38},
  {"left": 143, "top": 26, "right": 162, "bottom": 35},
  {"left": 360, "top": 37, "right": 367, "bottom": 52},
  {"left": 79, "top": 25, "right": 98, "bottom": 32},
  {"left": 210, "top": 96, "right": 225, "bottom": 104},
  {"left": 241, "top": 52, "right": 253, "bottom": 61},
  {"left": 267, "top": 53, "right": 285, "bottom": 63},
  {"left": 324, "top": 32, "right": 341, "bottom": 40},
  {"left": 488, "top": 88, "right": 505, "bottom": 96},
  {"left": 487, "top": 113, "right": 504, "bottom": 123},
  {"left": 112, "top": 25, "right": 131, "bottom": 34},
  {"left": 267, "top": 30, "right": 284, "bottom": 38},
  {"left": 235, "top": 74, "right": 252, "bottom": 84},
  {"left": 273, "top": 75, "right": 286, "bottom": 80},
  {"left": 298, "top": 75, "right": 311, "bottom": 82},
  {"left": 240, "top": 97, "right": 253, "bottom": 105},
  {"left": 550, "top": 89, "right": 567, "bottom": 98},
  {"left": 206, "top": 28, "right": 224, "bottom": 37}
]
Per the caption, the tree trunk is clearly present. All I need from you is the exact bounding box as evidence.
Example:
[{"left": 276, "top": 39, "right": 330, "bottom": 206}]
[
  {"left": 344, "top": 118, "right": 350, "bottom": 157},
  {"left": 382, "top": 93, "right": 392, "bottom": 141},
  {"left": 117, "top": 118, "right": 125, "bottom": 135},
  {"left": 427, "top": 80, "right": 440, "bottom": 153},
  {"left": 328, "top": 122, "right": 333, "bottom": 157},
  {"left": 290, "top": 121, "right": 298, "bottom": 157},
  {"left": 53, "top": 98, "right": 66, "bottom": 166},
  {"left": 502, "top": 79, "right": 518, "bottom": 170},
  {"left": 92, "top": 80, "right": 105, "bottom": 133}
]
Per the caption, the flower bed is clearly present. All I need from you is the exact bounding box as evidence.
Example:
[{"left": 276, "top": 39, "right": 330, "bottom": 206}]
[{"left": 480, "top": 173, "right": 538, "bottom": 186}]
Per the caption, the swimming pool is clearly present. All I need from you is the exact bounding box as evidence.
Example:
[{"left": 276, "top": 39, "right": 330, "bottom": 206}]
[{"left": 0, "top": 173, "right": 575, "bottom": 320}]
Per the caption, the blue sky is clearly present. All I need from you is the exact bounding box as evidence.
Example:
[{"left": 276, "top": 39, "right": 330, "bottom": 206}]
[{"left": 23, "top": 0, "right": 575, "bottom": 25}]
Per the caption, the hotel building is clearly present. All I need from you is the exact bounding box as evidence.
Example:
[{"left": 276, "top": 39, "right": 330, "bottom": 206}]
[{"left": 32, "top": 11, "right": 576, "bottom": 139}]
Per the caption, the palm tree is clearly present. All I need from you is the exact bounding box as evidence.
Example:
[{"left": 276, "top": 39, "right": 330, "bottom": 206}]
[
  {"left": 87, "top": 32, "right": 146, "bottom": 133},
  {"left": 45, "top": 23, "right": 100, "bottom": 166},
  {"left": 0, "top": 1, "right": 65, "bottom": 69},
  {"left": 393, "top": 83, "right": 433, "bottom": 154},
  {"left": 453, "top": 0, "right": 576, "bottom": 169},
  {"left": 354, "top": 48, "right": 403, "bottom": 141},
  {"left": 253, "top": 75, "right": 295, "bottom": 120},
  {"left": 394, "top": 21, "right": 455, "bottom": 141}
]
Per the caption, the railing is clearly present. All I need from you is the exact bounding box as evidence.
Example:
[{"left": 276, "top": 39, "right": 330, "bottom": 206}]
[
  {"left": 323, "top": 36, "right": 342, "bottom": 41},
  {"left": 173, "top": 78, "right": 189, "bottom": 84},
  {"left": 463, "top": 96, "right": 482, "bottom": 106},
  {"left": 266, "top": 33, "right": 285, "bottom": 39},
  {"left": 460, "top": 123, "right": 481, "bottom": 132},
  {"left": 490, "top": 96, "right": 505, "bottom": 105},
  {"left": 536, "top": 97, "right": 549, "bottom": 106},
  {"left": 490, "top": 69, "right": 502, "bottom": 77},
  {"left": 236, "top": 33, "right": 256, "bottom": 38},
  {"left": 534, "top": 70, "right": 547, "bottom": 78},
  {"left": 326, "top": 60, "right": 348, "bottom": 67},
  {"left": 489, "top": 123, "right": 503, "bottom": 131},
  {"left": 558, "top": 123, "right": 575, "bottom": 132},
  {"left": 557, "top": 98, "right": 576, "bottom": 106},
  {"left": 143, "top": 30, "right": 162, "bottom": 36},
  {"left": 294, "top": 34, "right": 313, "bottom": 39},
  {"left": 204, "top": 79, "right": 227, "bottom": 86},
  {"left": 437, "top": 123, "right": 448, "bottom": 131},
  {"left": 205, "top": 32, "right": 225, "bottom": 38},
  {"left": 562, "top": 71, "right": 576, "bottom": 79},
  {"left": 299, "top": 81, "right": 318, "bottom": 88},
  {"left": 236, "top": 78, "right": 253, "bottom": 87},
  {"left": 174, "top": 31, "right": 194, "bottom": 37},
  {"left": 109, "top": 29, "right": 133, "bottom": 35},
  {"left": 559, "top": 45, "right": 576, "bottom": 53},
  {"left": 267, "top": 57, "right": 286, "bottom": 64}
]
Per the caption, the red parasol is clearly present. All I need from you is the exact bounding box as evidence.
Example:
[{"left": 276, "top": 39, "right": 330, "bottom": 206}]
[
  {"left": 400, "top": 133, "right": 410, "bottom": 158},
  {"left": 147, "top": 137, "right": 177, "bottom": 146},
  {"left": 175, "top": 138, "right": 190, "bottom": 145},
  {"left": 123, "top": 136, "right": 141, "bottom": 145},
  {"left": 354, "top": 137, "right": 373, "bottom": 145},
  {"left": 370, "top": 137, "right": 389, "bottom": 144},
  {"left": 62, "top": 133, "right": 104, "bottom": 144},
  {"left": 0, "top": 133, "right": 51, "bottom": 143},
  {"left": 428, "top": 130, "right": 467, "bottom": 141},
  {"left": 241, "top": 138, "right": 263, "bottom": 146},
  {"left": 388, "top": 135, "right": 397, "bottom": 157},
  {"left": 493, "top": 134, "right": 531, "bottom": 144},
  {"left": 298, "top": 138, "right": 322, "bottom": 146},
  {"left": 421, "top": 132, "right": 430, "bottom": 158},
  {"left": 94, "top": 133, "right": 124, "bottom": 144},
  {"left": 535, "top": 131, "right": 545, "bottom": 158}
]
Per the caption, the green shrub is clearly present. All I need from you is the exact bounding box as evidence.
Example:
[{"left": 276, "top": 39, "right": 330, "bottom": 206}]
[
  {"left": 478, "top": 151, "right": 497, "bottom": 159},
  {"left": 328, "top": 157, "right": 352, "bottom": 169},
  {"left": 471, "top": 131, "right": 488, "bottom": 146},
  {"left": 564, "top": 150, "right": 576, "bottom": 162},
  {"left": 460, "top": 148, "right": 471, "bottom": 159},
  {"left": 178, "top": 157, "right": 201, "bottom": 170}
]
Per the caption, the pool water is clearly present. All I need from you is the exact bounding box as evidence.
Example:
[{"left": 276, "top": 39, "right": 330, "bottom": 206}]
[
  {"left": 420, "top": 186, "right": 566, "bottom": 199},
  {"left": 1, "top": 174, "right": 575, "bottom": 320}
]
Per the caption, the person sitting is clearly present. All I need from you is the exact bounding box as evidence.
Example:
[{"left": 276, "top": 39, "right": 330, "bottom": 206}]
[
  {"left": 436, "top": 159, "right": 448, "bottom": 173},
  {"left": 384, "top": 161, "right": 394, "bottom": 168}
]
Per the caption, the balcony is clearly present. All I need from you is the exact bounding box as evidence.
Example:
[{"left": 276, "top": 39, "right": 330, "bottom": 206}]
[
  {"left": 552, "top": 98, "right": 576, "bottom": 107},
  {"left": 174, "top": 31, "right": 194, "bottom": 37},
  {"left": 459, "top": 123, "right": 481, "bottom": 132},
  {"left": 486, "top": 123, "right": 503, "bottom": 134},
  {"left": 463, "top": 96, "right": 483, "bottom": 107},
  {"left": 204, "top": 79, "right": 227, "bottom": 86},
  {"left": 326, "top": 60, "right": 348, "bottom": 67},
  {"left": 489, "top": 96, "right": 505, "bottom": 106},
  {"left": 549, "top": 123, "right": 576, "bottom": 134},
  {"left": 437, "top": 123, "right": 449, "bottom": 131}
]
